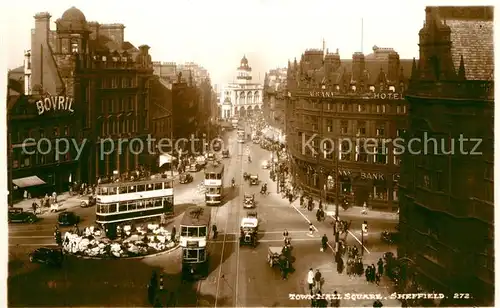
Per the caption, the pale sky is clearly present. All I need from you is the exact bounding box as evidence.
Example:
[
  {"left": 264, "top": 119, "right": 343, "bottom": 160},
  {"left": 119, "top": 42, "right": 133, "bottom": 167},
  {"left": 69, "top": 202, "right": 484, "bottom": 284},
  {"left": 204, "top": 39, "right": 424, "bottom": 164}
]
[{"left": 2, "top": 0, "right": 494, "bottom": 86}]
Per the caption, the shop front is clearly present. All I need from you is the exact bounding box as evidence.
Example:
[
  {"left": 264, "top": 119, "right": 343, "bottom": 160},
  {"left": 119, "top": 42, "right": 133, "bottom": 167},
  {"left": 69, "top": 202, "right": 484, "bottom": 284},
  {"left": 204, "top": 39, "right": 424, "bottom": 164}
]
[{"left": 290, "top": 156, "right": 399, "bottom": 211}]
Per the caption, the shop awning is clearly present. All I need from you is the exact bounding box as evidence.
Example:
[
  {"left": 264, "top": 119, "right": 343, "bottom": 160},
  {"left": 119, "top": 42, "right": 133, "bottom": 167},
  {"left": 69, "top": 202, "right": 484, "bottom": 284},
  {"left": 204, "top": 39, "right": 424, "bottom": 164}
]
[
  {"left": 159, "top": 153, "right": 175, "bottom": 166},
  {"left": 12, "top": 176, "right": 46, "bottom": 188}
]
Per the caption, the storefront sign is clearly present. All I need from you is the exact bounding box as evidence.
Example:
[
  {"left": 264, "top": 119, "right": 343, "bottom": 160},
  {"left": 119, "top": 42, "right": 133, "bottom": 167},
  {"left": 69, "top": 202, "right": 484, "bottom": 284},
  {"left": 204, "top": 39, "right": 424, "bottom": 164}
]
[
  {"left": 35, "top": 96, "right": 74, "bottom": 115},
  {"left": 338, "top": 170, "right": 385, "bottom": 181},
  {"left": 361, "top": 172, "right": 384, "bottom": 181},
  {"left": 309, "top": 91, "right": 336, "bottom": 98},
  {"left": 372, "top": 93, "right": 404, "bottom": 100}
]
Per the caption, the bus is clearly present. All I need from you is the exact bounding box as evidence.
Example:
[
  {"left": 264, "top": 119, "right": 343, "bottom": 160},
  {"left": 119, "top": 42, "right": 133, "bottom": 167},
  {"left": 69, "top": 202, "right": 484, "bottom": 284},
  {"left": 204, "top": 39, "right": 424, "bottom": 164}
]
[
  {"left": 204, "top": 163, "right": 224, "bottom": 205},
  {"left": 180, "top": 206, "right": 211, "bottom": 278},
  {"left": 237, "top": 128, "right": 245, "bottom": 143},
  {"left": 95, "top": 176, "right": 174, "bottom": 228}
]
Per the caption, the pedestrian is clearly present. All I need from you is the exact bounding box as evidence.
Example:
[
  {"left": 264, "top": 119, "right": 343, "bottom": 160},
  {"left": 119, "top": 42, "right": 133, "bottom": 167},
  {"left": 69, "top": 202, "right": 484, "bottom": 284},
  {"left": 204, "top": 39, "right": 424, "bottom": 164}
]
[
  {"left": 212, "top": 224, "right": 218, "bottom": 240},
  {"left": 307, "top": 268, "right": 314, "bottom": 294},
  {"left": 321, "top": 234, "right": 328, "bottom": 252},
  {"left": 373, "top": 299, "right": 383, "bottom": 307},
  {"left": 314, "top": 269, "right": 322, "bottom": 292},
  {"left": 318, "top": 200, "right": 323, "bottom": 210},
  {"left": 336, "top": 257, "right": 344, "bottom": 274},
  {"left": 375, "top": 272, "right": 380, "bottom": 285},
  {"left": 371, "top": 264, "right": 376, "bottom": 282},
  {"left": 32, "top": 202, "right": 37, "bottom": 214},
  {"left": 330, "top": 291, "right": 340, "bottom": 307},
  {"left": 309, "top": 223, "right": 314, "bottom": 236},
  {"left": 283, "top": 229, "right": 289, "bottom": 239},
  {"left": 316, "top": 291, "right": 328, "bottom": 307},
  {"left": 171, "top": 226, "right": 176, "bottom": 242},
  {"left": 365, "top": 266, "right": 370, "bottom": 282},
  {"left": 377, "top": 258, "right": 384, "bottom": 276}
]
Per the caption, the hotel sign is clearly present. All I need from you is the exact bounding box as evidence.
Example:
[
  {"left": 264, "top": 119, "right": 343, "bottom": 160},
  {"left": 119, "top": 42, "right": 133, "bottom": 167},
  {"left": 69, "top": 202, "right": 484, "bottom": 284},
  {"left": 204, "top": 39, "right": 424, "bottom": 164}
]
[
  {"left": 372, "top": 93, "right": 404, "bottom": 100},
  {"left": 35, "top": 96, "right": 75, "bottom": 115}
]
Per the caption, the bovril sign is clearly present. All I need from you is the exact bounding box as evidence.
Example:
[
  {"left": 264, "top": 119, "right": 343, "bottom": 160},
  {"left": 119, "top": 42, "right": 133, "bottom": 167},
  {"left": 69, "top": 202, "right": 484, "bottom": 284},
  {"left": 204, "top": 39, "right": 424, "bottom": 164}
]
[{"left": 35, "top": 96, "right": 75, "bottom": 115}]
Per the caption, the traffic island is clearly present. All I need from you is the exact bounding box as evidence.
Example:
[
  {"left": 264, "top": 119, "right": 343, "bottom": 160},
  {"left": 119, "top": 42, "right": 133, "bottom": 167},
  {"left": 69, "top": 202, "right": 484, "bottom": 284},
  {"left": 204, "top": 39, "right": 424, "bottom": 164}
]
[{"left": 62, "top": 224, "right": 179, "bottom": 259}]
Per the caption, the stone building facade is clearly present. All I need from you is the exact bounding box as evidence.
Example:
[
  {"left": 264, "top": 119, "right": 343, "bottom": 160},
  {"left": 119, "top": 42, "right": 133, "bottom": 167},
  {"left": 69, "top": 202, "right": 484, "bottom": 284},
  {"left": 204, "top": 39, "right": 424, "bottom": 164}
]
[
  {"left": 286, "top": 46, "right": 412, "bottom": 211},
  {"left": 398, "top": 6, "right": 494, "bottom": 306}
]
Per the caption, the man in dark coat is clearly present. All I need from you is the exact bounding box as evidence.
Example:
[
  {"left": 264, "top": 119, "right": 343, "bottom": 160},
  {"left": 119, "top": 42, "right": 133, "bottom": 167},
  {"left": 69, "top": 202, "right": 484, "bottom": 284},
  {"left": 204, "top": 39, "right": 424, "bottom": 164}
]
[{"left": 377, "top": 258, "right": 384, "bottom": 276}]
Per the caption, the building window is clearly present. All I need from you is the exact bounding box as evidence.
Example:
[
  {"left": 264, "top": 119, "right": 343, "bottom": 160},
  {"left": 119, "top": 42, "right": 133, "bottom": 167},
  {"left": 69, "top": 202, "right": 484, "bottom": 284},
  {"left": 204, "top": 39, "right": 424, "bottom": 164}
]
[
  {"left": 356, "top": 121, "right": 366, "bottom": 136},
  {"left": 396, "top": 105, "right": 401, "bottom": 113},
  {"left": 376, "top": 124, "right": 385, "bottom": 136},
  {"left": 393, "top": 187, "right": 399, "bottom": 201},
  {"left": 341, "top": 103, "right": 349, "bottom": 111},
  {"left": 71, "top": 40, "right": 79, "bottom": 53},
  {"left": 128, "top": 97, "right": 133, "bottom": 110},
  {"left": 312, "top": 123, "right": 318, "bottom": 131},
  {"left": 373, "top": 183, "right": 388, "bottom": 200},
  {"left": 340, "top": 141, "right": 351, "bottom": 161},
  {"left": 120, "top": 98, "right": 125, "bottom": 112},
  {"left": 22, "top": 155, "right": 31, "bottom": 167},
  {"left": 53, "top": 127, "right": 59, "bottom": 137},
  {"left": 340, "top": 121, "right": 348, "bottom": 135},
  {"left": 111, "top": 78, "right": 117, "bottom": 88},
  {"left": 356, "top": 145, "right": 368, "bottom": 162},
  {"left": 357, "top": 104, "right": 366, "bottom": 112},
  {"left": 64, "top": 126, "right": 69, "bottom": 136},
  {"left": 340, "top": 177, "right": 352, "bottom": 194},
  {"left": 40, "top": 154, "right": 45, "bottom": 165},
  {"left": 326, "top": 119, "right": 332, "bottom": 132},
  {"left": 389, "top": 86, "right": 395, "bottom": 92},
  {"left": 375, "top": 143, "right": 388, "bottom": 164},
  {"left": 435, "top": 171, "right": 445, "bottom": 192},
  {"left": 403, "top": 105, "right": 407, "bottom": 113},
  {"left": 322, "top": 141, "right": 333, "bottom": 160},
  {"left": 326, "top": 103, "right": 333, "bottom": 110},
  {"left": 393, "top": 149, "right": 401, "bottom": 165},
  {"left": 423, "top": 174, "right": 430, "bottom": 188}
]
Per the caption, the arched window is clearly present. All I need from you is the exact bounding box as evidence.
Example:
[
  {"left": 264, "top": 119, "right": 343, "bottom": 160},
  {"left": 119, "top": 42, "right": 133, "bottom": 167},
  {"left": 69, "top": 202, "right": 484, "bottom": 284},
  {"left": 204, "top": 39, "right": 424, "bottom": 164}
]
[{"left": 71, "top": 40, "right": 79, "bottom": 53}]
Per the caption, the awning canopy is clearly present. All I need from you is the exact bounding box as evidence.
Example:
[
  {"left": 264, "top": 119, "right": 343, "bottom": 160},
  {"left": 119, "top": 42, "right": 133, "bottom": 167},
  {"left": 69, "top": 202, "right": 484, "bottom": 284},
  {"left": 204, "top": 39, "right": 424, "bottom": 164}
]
[
  {"left": 12, "top": 176, "right": 46, "bottom": 188},
  {"left": 159, "top": 153, "right": 175, "bottom": 166}
]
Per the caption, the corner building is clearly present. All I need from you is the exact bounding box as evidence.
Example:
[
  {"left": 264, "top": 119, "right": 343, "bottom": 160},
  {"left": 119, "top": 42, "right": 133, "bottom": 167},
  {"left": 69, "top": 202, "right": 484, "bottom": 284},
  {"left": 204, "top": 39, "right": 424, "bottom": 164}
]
[
  {"left": 287, "top": 46, "right": 412, "bottom": 211},
  {"left": 29, "top": 7, "right": 154, "bottom": 184},
  {"left": 399, "top": 7, "right": 494, "bottom": 305}
]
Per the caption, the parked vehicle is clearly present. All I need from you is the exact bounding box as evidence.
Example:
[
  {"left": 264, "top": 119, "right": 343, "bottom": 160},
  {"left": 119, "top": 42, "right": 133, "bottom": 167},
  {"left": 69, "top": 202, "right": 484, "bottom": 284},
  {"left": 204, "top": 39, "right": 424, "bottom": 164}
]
[
  {"left": 29, "top": 247, "right": 63, "bottom": 266},
  {"left": 57, "top": 211, "right": 80, "bottom": 226},
  {"left": 8, "top": 208, "right": 38, "bottom": 224},
  {"left": 179, "top": 173, "right": 194, "bottom": 184}
]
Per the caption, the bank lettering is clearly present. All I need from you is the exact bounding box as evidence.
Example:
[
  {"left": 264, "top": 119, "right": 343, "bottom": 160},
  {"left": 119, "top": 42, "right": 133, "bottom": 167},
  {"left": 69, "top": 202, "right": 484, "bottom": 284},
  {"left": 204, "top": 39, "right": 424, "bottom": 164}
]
[
  {"left": 338, "top": 170, "right": 385, "bottom": 181},
  {"left": 35, "top": 96, "right": 74, "bottom": 115}
]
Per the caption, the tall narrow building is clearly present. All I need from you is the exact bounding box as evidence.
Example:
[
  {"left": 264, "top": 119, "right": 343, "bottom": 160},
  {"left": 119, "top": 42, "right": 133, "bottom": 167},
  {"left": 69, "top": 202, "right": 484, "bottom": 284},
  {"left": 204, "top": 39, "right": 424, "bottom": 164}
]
[{"left": 399, "top": 6, "right": 494, "bottom": 306}]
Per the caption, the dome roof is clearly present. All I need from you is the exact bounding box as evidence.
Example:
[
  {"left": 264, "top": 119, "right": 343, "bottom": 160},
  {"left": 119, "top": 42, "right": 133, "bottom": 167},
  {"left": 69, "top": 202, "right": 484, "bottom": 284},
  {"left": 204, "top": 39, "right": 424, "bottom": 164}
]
[
  {"left": 241, "top": 55, "right": 248, "bottom": 65},
  {"left": 61, "top": 6, "right": 87, "bottom": 23}
]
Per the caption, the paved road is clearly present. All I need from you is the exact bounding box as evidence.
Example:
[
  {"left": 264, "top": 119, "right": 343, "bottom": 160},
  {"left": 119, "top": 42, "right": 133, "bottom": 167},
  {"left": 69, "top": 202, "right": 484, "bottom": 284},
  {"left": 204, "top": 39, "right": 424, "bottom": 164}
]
[{"left": 8, "top": 128, "right": 400, "bottom": 307}]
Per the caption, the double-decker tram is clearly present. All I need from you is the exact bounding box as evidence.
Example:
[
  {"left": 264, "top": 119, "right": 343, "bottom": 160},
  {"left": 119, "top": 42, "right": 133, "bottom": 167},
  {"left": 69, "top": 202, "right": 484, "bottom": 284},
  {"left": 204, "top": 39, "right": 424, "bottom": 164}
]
[
  {"left": 180, "top": 206, "right": 211, "bottom": 279},
  {"left": 204, "top": 163, "right": 224, "bottom": 205},
  {"left": 237, "top": 128, "right": 246, "bottom": 143},
  {"left": 95, "top": 176, "right": 174, "bottom": 229}
]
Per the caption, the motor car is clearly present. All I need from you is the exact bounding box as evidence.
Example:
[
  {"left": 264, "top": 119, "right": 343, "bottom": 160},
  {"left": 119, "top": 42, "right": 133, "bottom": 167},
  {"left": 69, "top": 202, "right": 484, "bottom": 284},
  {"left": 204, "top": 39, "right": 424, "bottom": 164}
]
[
  {"left": 239, "top": 216, "right": 258, "bottom": 247},
  {"left": 57, "top": 211, "right": 80, "bottom": 226},
  {"left": 249, "top": 175, "right": 259, "bottom": 185},
  {"left": 261, "top": 160, "right": 271, "bottom": 169},
  {"left": 222, "top": 149, "right": 230, "bottom": 158},
  {"left": 8, "top": 208, "right": 38, "bottom": 223},
  {"left": 80, "top": 195, "right": 96, "bottom": 208},
  {"left": 179, "top": 173, "right": 194, "bottom": 184},
  {"left": 189, "top": 163, "right": 200, "bottom": 172},
  {"left": 243, "top": 193, "right": 255, "bottom": 209},
  {"left": 29, "top": 247, "right": 63, "bottom": 266}
]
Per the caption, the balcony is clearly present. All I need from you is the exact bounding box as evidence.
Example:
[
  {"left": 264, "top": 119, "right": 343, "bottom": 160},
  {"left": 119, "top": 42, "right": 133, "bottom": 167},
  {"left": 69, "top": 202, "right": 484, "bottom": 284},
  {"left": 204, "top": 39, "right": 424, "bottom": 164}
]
[
  {"left": 414, "top": 187, "right": 449, "bottom": 213},
  {"left": 469, "top": 197, "right": 494, "bottom": 224}
]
